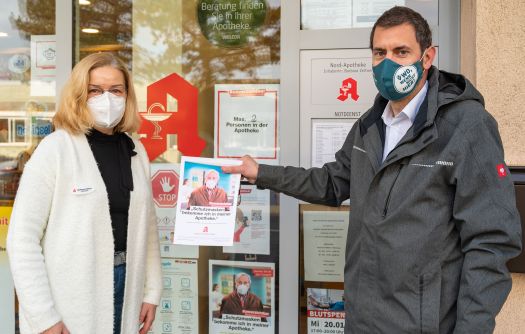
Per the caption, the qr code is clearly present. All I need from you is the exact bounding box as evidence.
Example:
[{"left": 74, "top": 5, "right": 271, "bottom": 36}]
[{"left": 251, "top": 209, "right": 262, "bottom": 221}]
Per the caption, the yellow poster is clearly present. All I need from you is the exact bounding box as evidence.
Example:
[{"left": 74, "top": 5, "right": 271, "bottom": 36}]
[{"left": 0, "top": 206, "right": 15, "bottom": 333}]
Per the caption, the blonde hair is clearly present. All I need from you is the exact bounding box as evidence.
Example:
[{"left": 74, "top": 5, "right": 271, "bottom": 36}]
[{"left": 53, "top": 52, "right": 141, "bottom": 134}]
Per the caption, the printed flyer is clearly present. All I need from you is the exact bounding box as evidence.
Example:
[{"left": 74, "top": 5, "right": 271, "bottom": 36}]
[
  {"left": 214, "top": 84, "right": 279, "bottom": 164},
  {"left": 307, "top": 288, "right": 345, "bottom": 334},
  {"left": 150, "top": 258, "right": 199, "bottom": 334},
  {"left": 30, "top": 35, "right": 56, "bottom": 96},
  {"left": 303, "top": 211, "right": 349, "bottom": 282},
  {"left": 209, "top": 260, "right": 275, "bottom": 334},
  {"left": 174, "top": 157, "right": 242, "bottom": 246},
  {"left": 223, "top": 185, "right": 270, "bottom": 255},
  {"left": 151, "top": 164, "right": 198, "bottom": 259}
]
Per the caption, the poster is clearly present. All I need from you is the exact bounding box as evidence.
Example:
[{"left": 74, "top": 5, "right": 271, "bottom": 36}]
[
  {"left": 352, "top": 0, "right": 405, "bottom": 27},
  {"left": 303, "top": 211, "right": 349, "bottom": 282},
  {"left": 311, "top": 120, "right": 355, "bottom": 168},
  {"left": 301, "top": 0, "right": 352, "bottom": 30},
  {"left": 223, "top": 185, "right": 270, "bottom": 255},
  {"left": 174, "top": 157, "right": 242, "bottom": 246},
  {"left": 30, "top": 35, "right": 56, "bottom": 96},
  {"left": 307, "top": 288, "right": 345, "bottom": 334},
  {"left": 150, "top": 259, "right": 199, "bottom": 334},
  {"left": 151, "top": 164, "right": 198, "bottom": 259},
  {"left": 209, "top": 260, "right": 275, "bottom": 334},
  {"left": 215, "top": 84, "right": 279, "bottom": 164},
  {"left": 0, "top": 207, "right": 15, "bottom": 334}
]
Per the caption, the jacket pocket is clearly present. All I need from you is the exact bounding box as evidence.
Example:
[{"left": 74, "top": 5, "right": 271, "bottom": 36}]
[
  {"left": 419, "top": 267, "right": 442, "bottom": 334},
  {"left": 382, "top": 164, "right": 404, "bottom": 218}
]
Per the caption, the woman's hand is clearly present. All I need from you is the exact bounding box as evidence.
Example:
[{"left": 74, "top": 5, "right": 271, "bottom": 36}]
[
  {"left": 139, "top": 302, "right": 157, "bottom": 334},
  {"left": 42, "top": 321, "right": 70, "bottom": 334}
]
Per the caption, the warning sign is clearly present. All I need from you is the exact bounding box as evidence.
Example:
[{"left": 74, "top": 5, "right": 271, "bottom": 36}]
[{"left": 152, "top": 170, "right": 179, "bottom": 208}]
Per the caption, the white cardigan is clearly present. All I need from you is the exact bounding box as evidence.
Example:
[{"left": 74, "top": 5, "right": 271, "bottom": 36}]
[{"left": 7, "top": 129, "right": 162, "bottom": 333}]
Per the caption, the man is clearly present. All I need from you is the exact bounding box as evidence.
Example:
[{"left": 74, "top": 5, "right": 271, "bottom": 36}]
[
  {"left": 187, "top": 169, "right": 228, "bottom": 207},
  {"left": 219, "top": 273, "right": 265, "bottom": 319},
  {"left": 223, "top": 6, "right": 522, "bottom": 333}
]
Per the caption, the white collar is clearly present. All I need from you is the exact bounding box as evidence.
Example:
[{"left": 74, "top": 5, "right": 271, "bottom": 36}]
[{"left": 382, "top": 81, "right": 429, "bottom": 126}]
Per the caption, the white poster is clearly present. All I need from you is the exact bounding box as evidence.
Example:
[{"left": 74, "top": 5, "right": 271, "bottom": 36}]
[
  {"left": 311, "top": 120, "right": 355, "bottom": 168},
  {"left": 174, "top": 157, "right": 241, "bottom": 246},
  {"left": 223, "top": 185, "right": 271, "bottom": 255},
  {"left": 151, "top": 164, "right": 198, "bottom": 259},
  {"left": 30, "top": 35, "right": 56, "bottom": 96},
  {"left": 352, "top": 0, "right": 405, "bottom": 27},
  {"left": 303, "top": 211, "right": 349, "bottom": 282},
  {"left": 150, "top": 259, "right": 199, "bottom": 334},
  {"left": 214, "top": 84, "right": 279, "bottom": 164},
  {"left": 209, "top": 260, "right": 275, "bottom": 334},
  {"left": 307, "top": 288, "right": 345, "bottom": 334},
  {"left": 301, "top": 0, "right": 352, "bottom": 30},
  {"left": 300, "top": 49, "right": 377, "bottom": 169}
]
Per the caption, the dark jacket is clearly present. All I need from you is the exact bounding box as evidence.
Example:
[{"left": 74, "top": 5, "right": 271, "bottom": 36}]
[
  {"left": 256, "top": 67, "right": 522, "bottom": 333},
  {"left": 220, "top": 291, "right": 264, "bottom": 318}
]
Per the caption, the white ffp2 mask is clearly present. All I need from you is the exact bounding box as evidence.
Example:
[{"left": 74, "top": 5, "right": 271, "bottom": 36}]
[
  {"left": 87, "top": 91, "right": 126, "bottom": 129},
  {"left": 237, "top": 284, "right": 249, "bottom": 295}
]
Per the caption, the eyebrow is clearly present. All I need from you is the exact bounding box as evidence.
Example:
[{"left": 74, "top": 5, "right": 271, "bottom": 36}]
[{"left": 88, "top": 84, "right": 126, "bottom": 88}]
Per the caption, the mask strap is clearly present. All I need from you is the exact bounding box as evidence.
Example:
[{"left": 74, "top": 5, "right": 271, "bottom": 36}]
[{"left": 419, "top": 47, "right": 430, "bottom": 71}]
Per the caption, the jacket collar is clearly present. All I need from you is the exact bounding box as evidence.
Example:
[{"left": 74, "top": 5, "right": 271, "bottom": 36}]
[{"left": 359, "top": 66, "right": 441, "bottom": 173}]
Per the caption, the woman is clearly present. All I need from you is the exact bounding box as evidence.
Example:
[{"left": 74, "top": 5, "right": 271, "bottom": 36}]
[{"left": 7, "top": 53, "right": 162, "bottom": 334}]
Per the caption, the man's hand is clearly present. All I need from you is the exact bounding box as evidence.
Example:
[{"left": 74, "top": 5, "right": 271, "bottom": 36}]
[
  {"left": 43, "top": 321, "right": 69, "bottom": 334},
  {"left": 222, "top": 155, "right": 259, "bottom": 184},
  {"left": 139, "top": 302, "right": 157, "bottom": 334}
]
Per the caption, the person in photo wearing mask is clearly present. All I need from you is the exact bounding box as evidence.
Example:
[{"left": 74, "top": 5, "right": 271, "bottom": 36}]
[
  {"left": 7, "top": 52, "right": 162, "bottom": 334},
  {"left": 219, "top": 273, "right": 265, "bottom": 319},
  {"left": 188, "top": 169, "right": 228, "bottom": 208},
  {"left": 223, "top": 6, "right": 522, "bottom": 333}
]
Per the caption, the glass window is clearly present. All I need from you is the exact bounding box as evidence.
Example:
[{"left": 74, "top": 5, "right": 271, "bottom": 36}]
[
  {"left": 0, "top": 0, "right": 56, "bottom": 203},
  {"left": 75, "top": 1, "right": 281, "bottom": 333}
]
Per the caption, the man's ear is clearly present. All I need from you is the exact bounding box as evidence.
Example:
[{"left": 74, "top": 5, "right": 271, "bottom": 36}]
[{"left": 423, "top": 46, "right": 436, "bottom": 70}]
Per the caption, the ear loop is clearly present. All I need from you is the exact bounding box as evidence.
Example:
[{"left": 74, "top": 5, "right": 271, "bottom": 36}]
[{"left": 419, "top": 47, "right": 430, "bottom": 72}]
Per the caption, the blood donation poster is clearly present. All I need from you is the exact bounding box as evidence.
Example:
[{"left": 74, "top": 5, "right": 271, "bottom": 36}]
[
  {"left": 307, "top": 288, "right": 345, "bottom": 334},
  {"left": 214, "top": 84, "right": 279, "bottom": 165},
  {"left": 151, "top": 164, "right": 198, "bottom": 258},
  {"left": 223, "top": 185, "right": 270, "bottom": 255},
  {"left": 150, "top": 258, "right": 199, "bottom": 334},
  {"left": 174, "top": 157, "right": 242, "bottom": 246},
  {"left": 209, "top": 260, "right": 275, "bottom": 334}
]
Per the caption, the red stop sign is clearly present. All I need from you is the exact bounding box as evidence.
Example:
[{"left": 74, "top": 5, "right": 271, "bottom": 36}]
[{"left": 151, "top": 170, "right": 179, "bottom": 208}]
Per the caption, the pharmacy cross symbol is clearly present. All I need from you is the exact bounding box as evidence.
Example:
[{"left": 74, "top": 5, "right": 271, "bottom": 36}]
[{"left": 337, "top": 77, "right": 360, "bottom": 102}]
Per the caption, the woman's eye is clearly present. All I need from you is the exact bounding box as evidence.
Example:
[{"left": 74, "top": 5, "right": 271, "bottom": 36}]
[{"left": 110, "top": 89, "right": 125, "bottom": 95}]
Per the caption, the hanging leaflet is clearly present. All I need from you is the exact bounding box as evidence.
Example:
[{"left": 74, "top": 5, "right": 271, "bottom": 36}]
[
  {"left": 223, "top": 185, "right": 271, "bottom": 255},
  {"left": 150, "top": 258, "right": 199, "bottom": 334},
  {"left": 215, "top": 84, "right": 279, "bottom": 165},
  {"left": 311, "top": 120, "right": 355, "bottom": 168},
  {"left": 209, "top": 260, "right": 275, "bottom": 334},
  {"left": 30, "top": 35, "right": 56, "bottom": 96},
  {"left": 174, "top": 157, "right": 241, "bottom": 246},
  {"left": 303, "top": 211, "right": 349, "bottom": 282}
]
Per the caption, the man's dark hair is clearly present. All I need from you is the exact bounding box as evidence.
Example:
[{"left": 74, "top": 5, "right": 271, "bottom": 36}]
[{"left": 370, "top": 6, "right": 432, "bottom": 54}]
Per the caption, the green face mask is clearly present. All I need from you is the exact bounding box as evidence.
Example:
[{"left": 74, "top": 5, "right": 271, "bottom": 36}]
[{"left": 372, "top": 52, "right": 426, "bottom": 101}]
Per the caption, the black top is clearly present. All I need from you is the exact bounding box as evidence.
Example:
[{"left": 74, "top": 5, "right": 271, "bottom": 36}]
[{"left": 86, "top": 129, "right": 136, "bottom": 252}]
